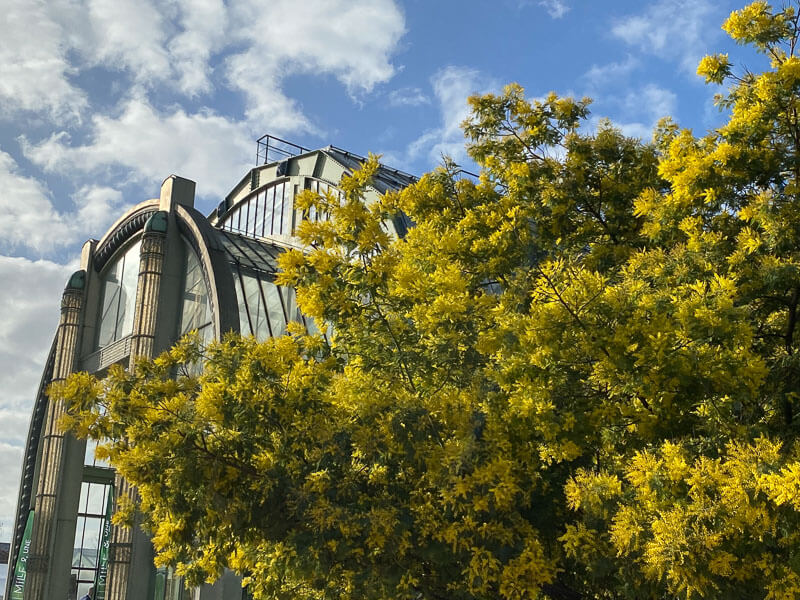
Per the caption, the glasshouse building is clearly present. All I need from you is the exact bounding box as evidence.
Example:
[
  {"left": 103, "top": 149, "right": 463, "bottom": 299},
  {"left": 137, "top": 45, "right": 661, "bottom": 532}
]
[{"left": 4, "top": 137, "right": 416, "bottom": 600}]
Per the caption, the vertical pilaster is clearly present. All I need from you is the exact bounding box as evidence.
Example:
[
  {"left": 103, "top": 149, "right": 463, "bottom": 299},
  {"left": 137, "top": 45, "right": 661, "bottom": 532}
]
[
  {"left": 129, "top": 215, "right": 168, "bottom": 363},
  {"left": 107, "top": 211, "right": 168, "bottom": 600},
  {"left": 25, "top": 271, "right": 85, "bottom": 600}
]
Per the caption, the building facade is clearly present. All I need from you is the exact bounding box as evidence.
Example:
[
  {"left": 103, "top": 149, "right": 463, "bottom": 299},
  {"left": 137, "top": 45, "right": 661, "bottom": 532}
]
[{"left": 4, "top": 138, "right": 415, "bottom": 600}]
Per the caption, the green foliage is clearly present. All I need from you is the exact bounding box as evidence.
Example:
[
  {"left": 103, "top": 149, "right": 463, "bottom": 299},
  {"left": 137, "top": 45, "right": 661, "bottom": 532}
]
[{"left": 54, "top": 2, "right": 800, "bottom": 598}]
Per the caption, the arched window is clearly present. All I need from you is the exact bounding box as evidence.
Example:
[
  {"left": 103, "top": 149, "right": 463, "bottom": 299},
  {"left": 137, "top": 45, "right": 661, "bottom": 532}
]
[
  {"left": 179, "top": 240, "right": 213, "bottom": 343},
  {"left": 220, "top": 179, "right": 294, "bottom": 238},
  {"left": 303, "top": 178, "right": 343, "bottom": 222},
  {"left": 96, "top": 240, "right": 141, "bottom": 349}
]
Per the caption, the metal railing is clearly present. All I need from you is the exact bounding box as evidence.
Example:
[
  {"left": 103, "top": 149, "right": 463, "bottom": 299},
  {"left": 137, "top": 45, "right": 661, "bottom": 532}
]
[{"left": 256, "top": 135, "right": 310, "bottom": 165}]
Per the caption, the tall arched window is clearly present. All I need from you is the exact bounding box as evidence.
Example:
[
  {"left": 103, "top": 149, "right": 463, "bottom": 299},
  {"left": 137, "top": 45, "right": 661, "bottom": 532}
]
[
  {"left": 96, "top": 240, "right": 141, "bottom": 349},
  {"left": 179, "top": 240, "right": 213, "bottom": 343},
  {"left": 220, "top": 180, "right": 294, "bottom": 238}
]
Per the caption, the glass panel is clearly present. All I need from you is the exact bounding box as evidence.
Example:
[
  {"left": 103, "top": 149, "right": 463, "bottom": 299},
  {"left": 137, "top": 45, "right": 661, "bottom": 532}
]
[
  {"left": 305, "top": 315, "right": 320, "bottom": 336},
  {"left": 165, "top": 568, "right": 185, "bottom": 600},
  {"left": 238, "top": 201, "right": 246, "bottom": 234},
  {"left": 72, "top": 482, "right": 112, "bottom": 591},
  {"left": 308, "top": 180, "right": 338, "bottom": 223},
  {"left": 242, "top": 274, "right": 269, "bottom": 341},
  {"left": 233, "top": 272, "right": 252, "bottom": 336},
  {"left": 283, "top": 182, "right": 293, "bottom": 234},
  {"left": 79, "top": 481, "right": 89, "bottom": 512},
  {"left": 179, "top": 242, "right": 213, "bottom": 337},
  {"left": 84, "top": 437, "right": 109, "bottom": 468},
  {"left": 317, "top": 181, "right": 328, "bottom": 222},
  {"left": 82, "top": 517, "right": 102, "bottom": 552},
  {"left": 153, "top": 568, "right": 167, "bottom": 600},
  {"left": 97, "top": 269, "right": 122, "bottom": 347},
  {"left": 285, "top": 183, "right": 295, "bottom": 235},
  {"left": 219, "top": 182, "right": 301, "bottom": 237},
  {"left": 118, "top": 243, "right": 140, "bottom": 338},
  {"left": 262, "top": 279, "right": 286, "bottom": 337},
  {"left": 254, "top": 190, "right": 264, "bottom": 237},
  {"left": 197, "top": 323, "right": 214, "bottom": 346},
  {"left": 86, "top": 483, "right": 105, "bottom": 515},
  {"left": 267, "top": 183, "right": 276, "bottom": 235},
  {"left": 72, "top": 516, "right": 86, "bottom": 567},
  {"left": 251, "top": 192, "right": 260, "bottom": 237},
  {"left": 96, "top": 240, "right": 141, "bottom": 348},
  {"left": 85, "top": 438, "right": 97, "bottom": 467},
  {"left": 217, "top": 182, "right": 305, "bottom": 237},
  {"left": 245, "top": 198, "right": 257, "bottom": 236},
  {"left": 149, "top": 567, "right": 186, "bottom": 600},
  {"left": 77, "top": 581, "right": 93, "bottom": 599},
  {"left": 262, "top": 187, "right": 275, "bottom": 235},
  {"left": 265, "top": 189, "right": 273, "bottom": 236},
  {"left": 237, "top": 201, "right": 246, "bottom": 234},
  {"left": 282, "top": 286, "right": 301, "bottom": 323},
  {"left": 277, "top": 185, "right": 287, "bottom": 235}
]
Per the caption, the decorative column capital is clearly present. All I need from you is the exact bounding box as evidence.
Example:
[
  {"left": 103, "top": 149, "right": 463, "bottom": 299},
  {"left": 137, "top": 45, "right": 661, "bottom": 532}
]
[{"left": 143, "top": 211, "right": 168, "bottom": 236}]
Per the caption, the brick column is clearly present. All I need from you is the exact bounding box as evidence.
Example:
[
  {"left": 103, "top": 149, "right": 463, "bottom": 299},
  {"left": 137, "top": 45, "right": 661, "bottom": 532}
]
[{"left": 26, "top": 271, "right": 86, "bottom": 600}]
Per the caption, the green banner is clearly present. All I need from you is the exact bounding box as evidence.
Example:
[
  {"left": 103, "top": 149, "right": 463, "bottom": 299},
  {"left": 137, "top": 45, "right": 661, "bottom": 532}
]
[
  {"left": 93, "top": 486, "right": 115, "bottom": 600},
  {"left": 10, "top": 510, "right": 34, "bottom": 600}
]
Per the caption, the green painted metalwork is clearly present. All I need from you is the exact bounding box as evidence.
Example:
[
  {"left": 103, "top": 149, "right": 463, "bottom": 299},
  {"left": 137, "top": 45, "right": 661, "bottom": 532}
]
[
  {"left": 9, "top": 510, "right": 33, "bottom": 600},
  {"left": 93, "top": 485, "right": 114, "bottom": 599}
]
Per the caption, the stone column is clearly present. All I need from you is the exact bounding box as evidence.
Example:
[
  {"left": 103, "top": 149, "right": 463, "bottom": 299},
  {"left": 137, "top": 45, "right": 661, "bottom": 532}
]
[
  {"left": 107, "top": 211, "right": 168, "bottom": 600},
  {"left": 129, "top": 211, "right": 168, "bottom": 364},
  {"left": 26, "top": 271, "right": 86, "bottom": 600}
]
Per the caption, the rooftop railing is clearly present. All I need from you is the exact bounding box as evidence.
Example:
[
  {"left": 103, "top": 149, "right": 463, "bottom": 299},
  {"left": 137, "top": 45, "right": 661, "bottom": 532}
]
[{"left": 256, "top": 134, "right": 310, "bottom": 165}]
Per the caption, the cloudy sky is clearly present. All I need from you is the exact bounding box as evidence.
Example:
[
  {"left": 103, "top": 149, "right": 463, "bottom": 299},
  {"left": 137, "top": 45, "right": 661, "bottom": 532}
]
[{"left": 0, "top": 0, "right": 755, "bottom": 541}]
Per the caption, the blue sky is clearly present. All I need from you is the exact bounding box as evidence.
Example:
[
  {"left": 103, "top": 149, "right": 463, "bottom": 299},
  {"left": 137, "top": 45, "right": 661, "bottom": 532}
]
[{"left": 0, "top": 0, "right": 757, "bottom": 541}]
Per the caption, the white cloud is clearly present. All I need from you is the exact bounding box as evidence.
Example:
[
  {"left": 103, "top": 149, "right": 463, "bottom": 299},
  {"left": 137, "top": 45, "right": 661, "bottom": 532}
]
[
  {"left": 584, "top": 55, "right": 639, "bottom": 87},
  {"left": 233, "top": 0, "right": 403, "bottom": 94},
  {"left": 0, "top": 441, "right": 24, "bottom": 541},
  {"left": 624, "top": 83, "right": 677, "bottom": 123},
  {"left": 0, "top": 254, "right": 75, "bottom": 541},
  {"left": 613, "top": 121, "right": 654, "bottom": 140},
  {"left": 85, "top": 0, "right": 172, "bottom": 83},
  {"left": 225, "top": 56, "right": 316, "bottom": 134},
  {"left": 0, "top": 0, "right": 228, "bottom": 122},
  {"left": 12, "top": 0, "right": 407, "bottom": 197},
  {"left": 387, "top": 87, "right": 430, "bottom": 108},
  {"left": 0, "top": 0, "right": 407, "bottom": 130},
  {"left": 588, "top": 84, "right": 677, "bottom": 141},
  {"left": 168, "top": 0, "right": 228, "bottom": 96},
  {"left": 0, "top": 255, "right": 70, "bottom": 408},
  {"left": 0, "top": 149, "right": 129, "bottom": 255},
  {"left": 539, "top": 0, "right": 569, "bottom": 19},
  {"left": 22, "top": 96, "right": 253, "bottom": 200},
  {"left": 402, "top": 66, "right": 496, "bottom": 168},
  {"left": 0, "top": 150, "right": 75, "bottom": 254},
  {"left": 0, "top": 0, "right": 87, "bottom": 120},
  {"left": 82, "top": 0, "right": 228, "bottom": 96},
  {"left": 73, "top": 185, "right": 125, "bottom": 231},
  {"left": 611, "top": 0, "right": 716, "bottom": 72},
  {"left": 0, "top": 412, "right": 31, "bottom": 448},
  {"left": 226, "top": 0, "right": 405, "bottom": 127}
]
